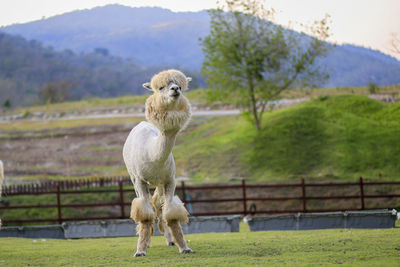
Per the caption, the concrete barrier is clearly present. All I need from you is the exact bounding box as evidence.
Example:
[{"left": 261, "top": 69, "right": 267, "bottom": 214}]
[
  {"left": 63, "top": 219, "right": 136, "bottom": 239},
  {"left": 248, "top": 209, "right": 398, "bottom": 231},
  {"left": 63, "top": 215, "right": 241, "bottom": 238},
  {"left": 0, "top": 225, "right": 64, "bottom": 239},
  {"left": 0, "top": 215, "right": 241, "bottom": 239}
]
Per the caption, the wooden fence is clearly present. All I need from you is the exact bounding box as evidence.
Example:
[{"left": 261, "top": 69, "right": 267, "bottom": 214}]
[{"left": 0, "top": 177, "right": 399, "bottom": 225}]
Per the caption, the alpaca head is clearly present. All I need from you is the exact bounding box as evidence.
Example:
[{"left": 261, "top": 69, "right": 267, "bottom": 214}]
[
  {"left": 144, "top": 69, "right": 192, "bottom": 133},
  {"left": 143, "top": 69, "right": 191, "bottom": 105}
]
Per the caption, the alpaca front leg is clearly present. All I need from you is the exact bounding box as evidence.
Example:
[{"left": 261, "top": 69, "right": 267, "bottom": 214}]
[
  {"left": 163, "top": 182, "right": 192, "bottom": 253},
  {"left": 135, "top": 221, "right": 154, "bottom": 256},
  {"left": 130, "top": 179, "right": 155, "bottom": 257},
  {"left": 152, "top": 186, "right": 175, "bottom": 246}
]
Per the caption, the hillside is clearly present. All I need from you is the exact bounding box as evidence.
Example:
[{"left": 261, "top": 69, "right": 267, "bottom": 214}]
[
  {"left": 1, "top": 94, "right": 399, "bottom": 182},
  {"left": 3, "top": 4, "right": 400, "bottom": 87},
  {"left": 1, "top": 5, "right": 210, "bottom": 68},
  {"left": 0, "top": 32, "right": 203, "bottom": 107},
  {"left": 174, "top": 95, "right": 400, "bottom": 182}
]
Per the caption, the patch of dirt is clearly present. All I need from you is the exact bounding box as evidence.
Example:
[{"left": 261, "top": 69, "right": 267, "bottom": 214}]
[{"left": 0, "top": 124, "right": 133, "bottom": 181}]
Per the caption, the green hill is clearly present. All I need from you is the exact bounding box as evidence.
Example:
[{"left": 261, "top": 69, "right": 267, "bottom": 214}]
[{"left": 174, "top": 95, "right": 400, "bottom": 182}]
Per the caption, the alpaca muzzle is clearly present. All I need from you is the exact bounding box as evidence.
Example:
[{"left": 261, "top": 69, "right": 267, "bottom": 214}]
[{"left": 169, "top": 83, "right": 181, "bottom": 98}]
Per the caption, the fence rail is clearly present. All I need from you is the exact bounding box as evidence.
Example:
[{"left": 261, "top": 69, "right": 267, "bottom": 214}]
[{"left": 1, "top": 177, "right": 399, "bottom": 225}]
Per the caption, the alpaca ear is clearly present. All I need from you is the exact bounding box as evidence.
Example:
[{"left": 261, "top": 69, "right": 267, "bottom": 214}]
[
  {"left": 142, "top": 82, "right": 152, "bottom": 91},
  {"left": 186, "top": 77, "right": 192, "bottom": 83}
]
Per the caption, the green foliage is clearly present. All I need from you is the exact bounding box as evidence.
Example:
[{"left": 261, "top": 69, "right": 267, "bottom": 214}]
[
  {"left": 2, "top": 99, "right": 11, "bottom": 109},
  {"left": 368, "top": 81, "right": 380, "bottom": 94},
  {"left": 1, "top": 229, "right": 399, "bottom": 266},
  {"left": 39, "top": 81, "right": 72, "bottom": 103},
  {"left": 201, "top": 0, "right": 331, "bottom": 130}
]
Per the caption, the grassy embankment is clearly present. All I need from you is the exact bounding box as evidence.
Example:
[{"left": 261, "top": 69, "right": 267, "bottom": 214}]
[
  {"left": 0, "top": 228, "right": 399, "bottom": 266},
  {"left": 175, "top": 94, "right": 400, "bottom": 183}
]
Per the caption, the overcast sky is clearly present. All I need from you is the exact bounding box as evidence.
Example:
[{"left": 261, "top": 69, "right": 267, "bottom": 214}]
[{"left": 1, "top": 0, "right": 399, "bottom": 59}]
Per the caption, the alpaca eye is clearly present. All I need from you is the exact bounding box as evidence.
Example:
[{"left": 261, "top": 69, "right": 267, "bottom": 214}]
[{"left": 159, "top": 86, "right": 164, "bottom": 91}]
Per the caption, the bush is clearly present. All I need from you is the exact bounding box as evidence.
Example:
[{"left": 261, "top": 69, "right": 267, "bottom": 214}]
[{"left": 368, "top": 82, "right": 380, "bottom": 94}]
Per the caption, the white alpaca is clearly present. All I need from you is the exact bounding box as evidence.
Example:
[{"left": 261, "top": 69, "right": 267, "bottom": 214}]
[{"left": 123, "top": 69, "right": 193, "bottom": 256}]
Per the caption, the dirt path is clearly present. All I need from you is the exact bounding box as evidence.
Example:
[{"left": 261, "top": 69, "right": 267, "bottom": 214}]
[{"left": 56, "top": 109, "right": 242, "bottom": 121}]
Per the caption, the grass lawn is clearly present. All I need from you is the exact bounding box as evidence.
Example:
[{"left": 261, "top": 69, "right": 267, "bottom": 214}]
[{"left": 0, "top": 227, "right": 399, "bottom": 266}]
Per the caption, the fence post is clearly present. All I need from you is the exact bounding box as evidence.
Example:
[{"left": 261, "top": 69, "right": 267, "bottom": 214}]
[
  {"left": 118, "top": 179, "right": 126, "bottom": 219},
  {"left": 359, "top": 177, "right": 365, "bottom": 210},
  {"left": 56, "top": 184, "right": 62, "bottom": 224},
  {"left": 242, "top": 179, "right": 247, "bottom": 216},
  {"left": 181, "top": 181, "right": 187, "bottom": 207},
  {"left": 301, "top": 178, "right": 307, "bottom": 212}
]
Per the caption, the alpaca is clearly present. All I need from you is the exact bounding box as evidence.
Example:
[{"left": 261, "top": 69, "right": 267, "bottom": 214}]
[{"left": 123, "top": 69, "right": 193, "bottom": 256}]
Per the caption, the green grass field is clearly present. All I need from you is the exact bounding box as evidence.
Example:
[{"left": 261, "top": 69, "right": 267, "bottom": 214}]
[{"left": 1, "top": 227, "right": 399, "bottom": 266}]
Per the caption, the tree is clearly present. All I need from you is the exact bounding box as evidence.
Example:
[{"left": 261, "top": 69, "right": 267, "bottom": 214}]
[
  {"left": 3, "top": 99, "right": 11, "bottom": 109},
  {"left": 390, "top": 33, "right": 400, "bottom": 55},
  {"left": 201, "top": 0, "right": 331, "bottom": 130},
  {"left": 39, "top": 81, "right": 72, "bottom": 104}
]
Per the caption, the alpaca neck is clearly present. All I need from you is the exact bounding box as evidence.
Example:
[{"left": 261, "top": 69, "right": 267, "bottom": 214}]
[
  {"left": 145, "top": 94, "right": 191, "bottom": 163},
  {"left": 151, "top": 130, "right": 177, "bottom": 163}
]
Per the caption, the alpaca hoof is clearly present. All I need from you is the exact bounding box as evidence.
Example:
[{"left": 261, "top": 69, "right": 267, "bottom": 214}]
[
  {"left": 181, "top": 248, "right": 193, "bottom": 254},
  {"left": 134, "top": 252, "right": 146, "bottom": 257},
  {"left": 168, "top": 242, "right": 175, "bottom": 246}
]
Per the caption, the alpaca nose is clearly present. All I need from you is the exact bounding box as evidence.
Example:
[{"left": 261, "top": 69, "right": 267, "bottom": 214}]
[{"left": 170, "top": 84, "right": 180, "bottom": 91}]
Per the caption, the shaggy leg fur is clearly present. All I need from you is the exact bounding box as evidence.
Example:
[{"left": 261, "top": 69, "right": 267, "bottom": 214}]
[
  {"left": 163, "top": 196, "right": 192, "bottom": 253},
  {"left": 130, "top": 197, "right": 155, "bottom": 257},
  {"left": 163, "top": 196, "right": 189, "bottom": 224},
  {"left": 166, "top": 220, "right": 192, "bottom": 253},
  {"left": 130, "top": 198, "right": 155, "bottom": 223},
  {"left": 135, "top": 221, "right": 154, "bottom": 256}
]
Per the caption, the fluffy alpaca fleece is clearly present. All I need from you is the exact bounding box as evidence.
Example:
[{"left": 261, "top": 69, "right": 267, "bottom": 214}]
[
  {"left": 145, "top": 95, "right": 191, "bottom": 133},
  {"left": 123, "top": 69, "right": 192, "bottom": 256},
  {"left": 130, "top": 197, "right": 155, "bottom": 222},
  {"left": 145, "top": 70, "right": 191, "bottom": 133},
  {"left": 163, "top": 196, "right": 189, "bottom": 224}
]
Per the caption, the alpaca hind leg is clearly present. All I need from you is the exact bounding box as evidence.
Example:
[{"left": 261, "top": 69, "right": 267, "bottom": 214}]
[
  {"left": 162, "top": 182, "right": 192, "bottom": 253},
  {"left": 152, "top": 186, "right": 175, "bottom": 246},
  {"left": 166, "top": 220, "right": 192, "bottom": 253},
  {"left": 162, "top": 220, "right": 174, "bottom": 246}
]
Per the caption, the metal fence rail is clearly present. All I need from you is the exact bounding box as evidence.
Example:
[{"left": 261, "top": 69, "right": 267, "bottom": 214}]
[{"left": 1, "top": 177, "right": 399, "bottom": 225}]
